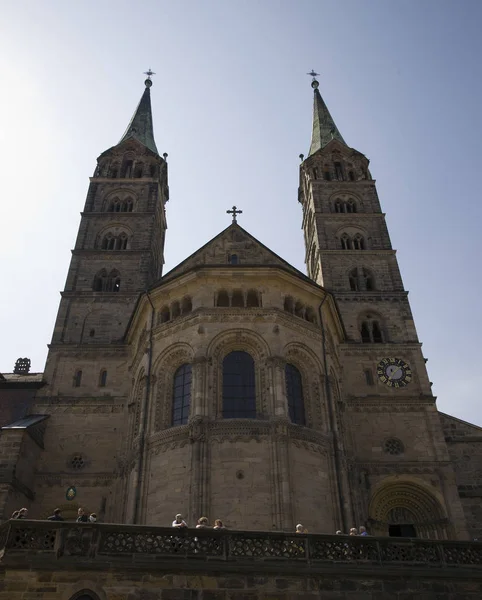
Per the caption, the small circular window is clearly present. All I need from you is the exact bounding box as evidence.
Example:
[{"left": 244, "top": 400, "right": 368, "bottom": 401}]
[
  {"left": 71, "top": 454, "right": 85, "bottom": 470},
  {"left": 383, "top": 438, "right": 404, "bottom": 456}
]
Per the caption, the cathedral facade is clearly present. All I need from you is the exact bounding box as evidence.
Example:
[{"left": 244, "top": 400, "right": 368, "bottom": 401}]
[{"left": 1, "top": 74, "right": 481, "bottom": 541}]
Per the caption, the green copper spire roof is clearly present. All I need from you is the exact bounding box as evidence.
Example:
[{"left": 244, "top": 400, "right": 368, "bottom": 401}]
[
  {"left": 119, "top": 77, "right": 159, "bottom": 155},
  {"left": 308, "top": 78, "right": 345, "bottom": 156}
]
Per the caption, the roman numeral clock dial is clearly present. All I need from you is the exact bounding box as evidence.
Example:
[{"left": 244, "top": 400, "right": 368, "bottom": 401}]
[{"left": 377, "top": 358, "right": 412, "bottom": 388}]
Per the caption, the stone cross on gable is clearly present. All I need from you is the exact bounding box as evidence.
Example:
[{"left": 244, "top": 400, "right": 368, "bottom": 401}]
[{"left": 227, "top": 206, "right": 243, "bottom": 224}]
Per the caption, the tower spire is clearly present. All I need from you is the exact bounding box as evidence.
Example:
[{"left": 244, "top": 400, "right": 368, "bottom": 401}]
[
  {"left": 119, "top": 72, "right": 159, "bottom": 155},
  {"left": 308, "top": 75, "right": 345, "bottom": 156}
]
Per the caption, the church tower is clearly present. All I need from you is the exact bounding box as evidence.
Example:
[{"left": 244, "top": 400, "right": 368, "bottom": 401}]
[
  {"left": 50, "top": 74, "right": 168, "bottom": 348},
  {"left": 31, "top": 76, "right": 169, "bottom": 520},
  {"left": 298, "top": 76, "right": 467, "bottom": 539}
]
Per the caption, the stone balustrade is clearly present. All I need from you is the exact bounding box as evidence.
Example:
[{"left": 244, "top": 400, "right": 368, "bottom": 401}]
[{"left": 1, "top": 519, "right": 482, "bottom": 572}]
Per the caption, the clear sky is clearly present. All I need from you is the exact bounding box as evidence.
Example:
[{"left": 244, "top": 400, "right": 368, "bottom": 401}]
[{"left": 0, "top": 0, "right": 481, "bottom": 424}]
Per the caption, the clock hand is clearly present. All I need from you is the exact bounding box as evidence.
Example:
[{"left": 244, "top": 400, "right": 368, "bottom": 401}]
[{"left": 388, "top": 367, "right": 402, "bottom": 381}]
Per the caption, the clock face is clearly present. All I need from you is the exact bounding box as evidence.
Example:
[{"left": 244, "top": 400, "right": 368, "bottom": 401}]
[{"left": 377, "top": 358, "right": 412, "bottom": 388}]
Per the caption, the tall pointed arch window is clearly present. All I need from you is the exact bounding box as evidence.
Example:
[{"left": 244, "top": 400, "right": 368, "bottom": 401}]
[
  {"left": 222, "top": 351, "right": 256, "bottom": 418},
  {"left": 172, "top": 364, "right": 192, "bottom": 426},
  {"left": 285, "top": 364, "right": 306, "bottom": 426}
]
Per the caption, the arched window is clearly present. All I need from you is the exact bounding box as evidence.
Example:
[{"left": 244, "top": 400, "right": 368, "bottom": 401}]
[
  {"left": 305, "top": 307, "right": 316, "bottom": 324},
  {"left": 294, "top": 301, "right": 304, "bottom": 319},
  {"left": 121, "top": 159, "right": 133, "bottom": 178},
  {"left": 69, "top": 592, "right": 100, "bottom": 600},
  {"left": 172, "top": 364, "right": 192, "bottom": 426},
  {"left": 340, "top": 233, "right": 351, "bottom": 250},
  {"left": 101, "top": 232, "right": 129, "bottom": 250},
  {"left": 348, "top": 268, "right": 359, "bottom": 291},
  {"left": 93, "top": 269, "right": 107, "bottom": 291},
  {"left": 353, "top": 234, "right": 365, "bottom": 250},
  {"left": 134, "top": 163, "right": 143, "bottom": 178},
  {"left": 73, "top": 370, "right": 82, "bottom": 388},
  {"left": 360, "top": 315, "right": 384, "bottom": 343},
  {"left": 348, "top": 171, "right": 355, "bottom": 181},
  {"left": 284, "top": 296, "right": 294, "bottom": 313},
  {"left": 231, "top": 290, "right": 244, "bottom": 307},
  {"left": 229, "top": 254, "right": 239, "bottom": 265},
  {"left": 285, "top": 364, "right": 305, "bottom": 425},
  {"left": 363, "top": 268, "right": 375, "bottom": 291},
  {"left": 334, "top": 161, "right": 344, "bottom": 180},
  {"left": 372, "top": 320, "right": 383, "bottom": 343},
  {"left": 334, "top": 200, "right": 343, "bottom": 213},
  {"left": 109, "top": 270, "right": 121, "bottom": 292},
  {"left": 246, "top": 290, "right": 259, "bottom": 307},
  {"left": 99, "top": 369, "right": 107, "bottom": 387},
  {"left": 217, "top": 290, "right": 229, "bottom": 307},
  {"left": 361, "top": 321, "right": 371, "bottom": 343},
  {"left": 171, "top": 301, "right": 181, "bottom": 319},
  {"left": 93, "top": 269, "right": 120, "bottom": 292},
  {"left": 116, "top": 233, "right": 128, "bottom": 250},
  {"left": 346, "top": 200, "right": 357, "bottom": 213},
  {"left": 106, "top": 197, "right": 134, "bottom": 212},
  {"left": 159, "top": 306, "right": 170, "bottom": 323},
  {"left": 222, "top": 351, "right": 256, "bottom": 419},
  {"left": 182, "top": 296, "right": 192, "bottom": 314}
]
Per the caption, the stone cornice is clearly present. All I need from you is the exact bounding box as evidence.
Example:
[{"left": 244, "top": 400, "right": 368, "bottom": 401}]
[
  {"left": 146, "top": 419, "right": 331, "bottom": 455},
  {"left": 315, "top": 213, "right": 386, "bottom": 218},
  {"left": 46, "top": 344, "right": 128, "bottom": 355},
  {"left": 71, "top": 249, "right": 147, "bottom": 256},
  {"left": 340, "top": 343, "right": 422, "bottom": 355},
  {"left": 319, "top": 249, "right": 396, "bottom": 255}
]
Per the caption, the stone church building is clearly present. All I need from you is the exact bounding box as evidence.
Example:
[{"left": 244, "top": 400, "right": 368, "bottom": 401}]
[{"left": 1, "top": 74, "right": 481, "bottom": 544}]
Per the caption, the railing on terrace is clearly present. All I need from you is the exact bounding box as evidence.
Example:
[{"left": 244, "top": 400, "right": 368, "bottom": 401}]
[{"left": 1, "top": 520, "right": 482, "bottom": 569}]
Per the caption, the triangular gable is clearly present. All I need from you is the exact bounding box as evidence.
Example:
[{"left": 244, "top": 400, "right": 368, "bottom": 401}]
[
  {"left": 161, "top": 223, "right": 304, "bottom": 282},
  {"left": 439, "top": 412, "right": 482, "bottom": 438}
]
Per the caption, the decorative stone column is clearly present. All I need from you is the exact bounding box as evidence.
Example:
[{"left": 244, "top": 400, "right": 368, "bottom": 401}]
[
  {"left": 190, "top": 356, "right": 208, "bottom": 419},
  {"left": 266, "top": 356, "right": 288, "bottom": 419}
]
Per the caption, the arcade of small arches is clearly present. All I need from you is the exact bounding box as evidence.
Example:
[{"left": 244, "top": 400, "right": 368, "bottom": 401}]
[
  {"left": 100, "top": 230, "right": 129, "bottom": 250},
  {"left": 158, "top": 296, "right": 193, "bottom": 324},
  {"left": 334, "top": 197, "right": 357, "bottom": 213},
  {"left": 216, "top": 289, "right": 261, "bottom": 308},
  {"left": 349, "top": 267, "right": 375, "bottom": 291},
  {"left": 93, "top": 268, "right": 121, "bottom": 292},
  {"left": 94, "top": 154, "right": 160, "bottom": 180},
  {"left": 310, "top": 155, "right": 370, "bottom": 183},
  {"left": 360, "top": 313, "right": 385, "bottom": 343},
  {"left": 104, "top": 196, "right": 134, "bottom": 212},
  {"left": 283, "top": 296, "right": 317, "bottom": 324},
  {"left": 340, "top": 232, "right": 366, "bottom": 250}
]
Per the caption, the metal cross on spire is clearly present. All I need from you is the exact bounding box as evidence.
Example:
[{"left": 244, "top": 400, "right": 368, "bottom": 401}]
[
  {"left": 144, "top": 68, "right": 156, "bottom": 79},
  {"left": 307, "top": 70, "right": 319, "bottom": 80},
  {"left": 227, "top": 205, "right": 243, "bottom": 224}
]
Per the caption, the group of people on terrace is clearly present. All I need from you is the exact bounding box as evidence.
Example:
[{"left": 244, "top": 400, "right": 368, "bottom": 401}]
[
  {"left": 10, "top": 508, "right": 368, "bottom": 536},
  {"left": 172, "top": 514, "right": 226, "bottom": 529}
]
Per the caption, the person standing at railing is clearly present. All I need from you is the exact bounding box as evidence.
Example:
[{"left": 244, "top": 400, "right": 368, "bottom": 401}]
[
  {"left": 76, "top": 508, "right": 89, "bottom": 523},
  {"left": 196, "top": 517, "right": 210, "bottom": 528},
  {"left": 359, "top": 526, "right": 368, "bottom": 536},
  {"left": 213, "top": 519, "right": 226, "bottom": 529},
  {"left": 295, "top": 524, "right": 308, "bottom": 533},
  {"left": 172, "top": 513, "right": 188, "bottom": 528},
  {"left": 47, "top": 508, "right": 64, "bottom": 521}
]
